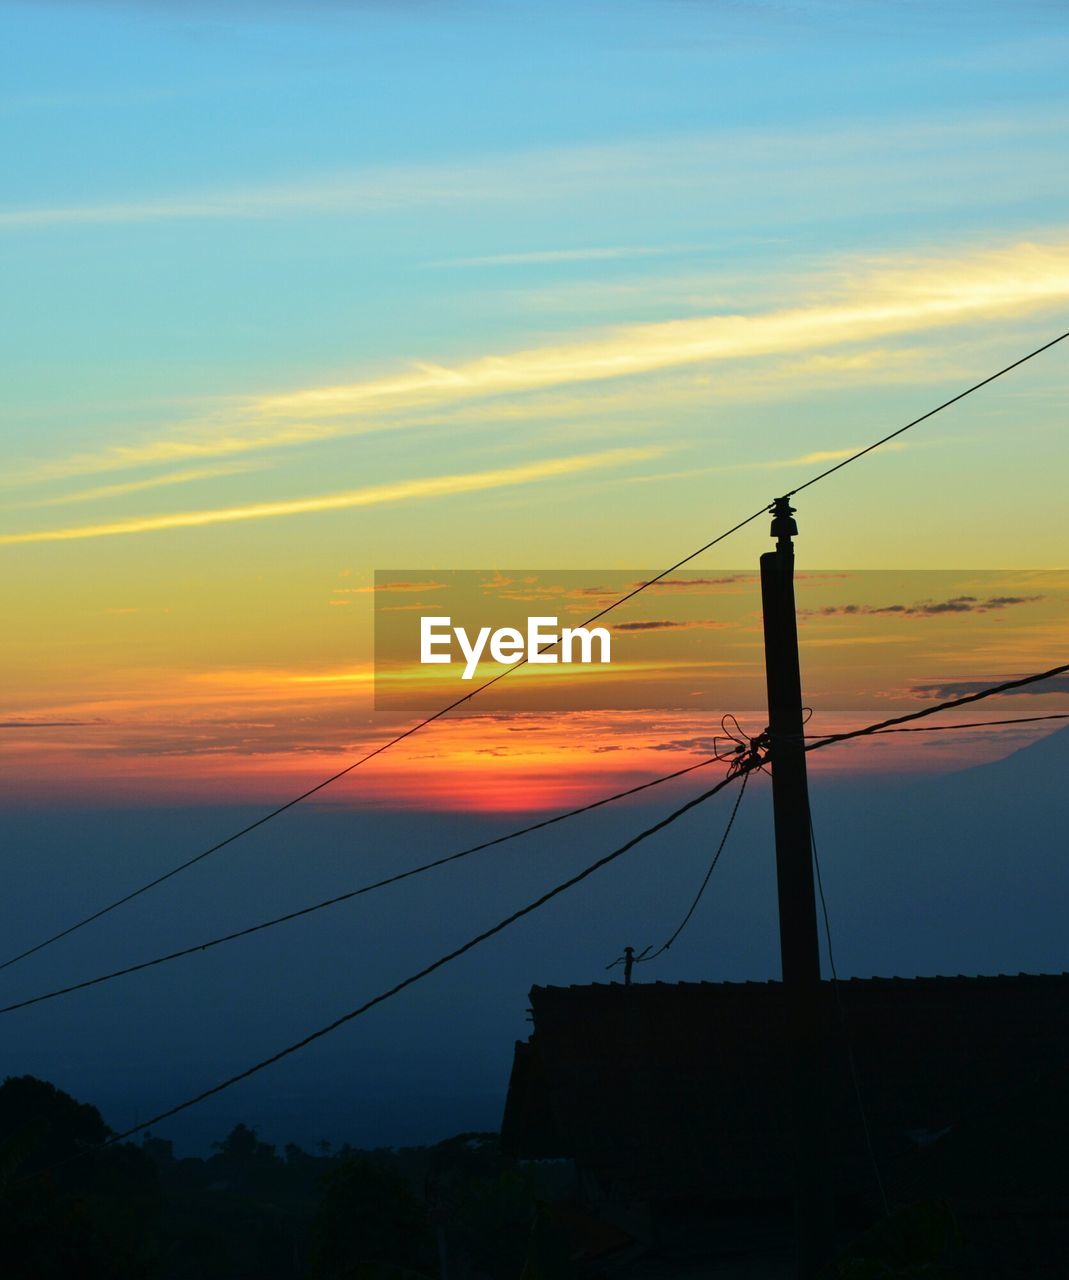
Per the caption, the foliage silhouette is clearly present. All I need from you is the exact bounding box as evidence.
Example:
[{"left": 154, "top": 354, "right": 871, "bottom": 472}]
[{"left": 0, "top": 1075, "right": 160, "bottom": 1278}]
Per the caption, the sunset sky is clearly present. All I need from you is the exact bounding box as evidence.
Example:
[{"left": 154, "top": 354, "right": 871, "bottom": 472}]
[
  {"left": 4, "top": 0, "right": 1069, "bottom": 1161},
  {"left": 3, "top": 0, "right": 1068, "bottom": 811}
]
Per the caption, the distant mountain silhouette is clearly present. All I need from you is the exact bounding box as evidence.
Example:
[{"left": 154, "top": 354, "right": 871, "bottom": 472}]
[
  {"left": 948, "top": 719, "right": 1069, "bottom": 791},
  {"left": 808, "top": 721, "right": 1069, "bottom": 979}
]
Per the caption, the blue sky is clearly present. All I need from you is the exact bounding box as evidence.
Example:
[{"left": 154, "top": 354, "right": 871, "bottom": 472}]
[
  {"left": 2, "top": 0, "right": 1069, "bottom": 1151},
  {"left": 5, "top": 2, "right": 1068, "bottom": 423}
]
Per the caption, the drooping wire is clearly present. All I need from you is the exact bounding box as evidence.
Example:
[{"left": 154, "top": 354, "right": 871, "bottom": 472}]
[
  {"left": 0, "top": 520, "right": 769, "bottom": 975},
  {"left": 719, "top": 713, "right": 748, "bottom": 750},
  {"left": 19, "top": 768, "right": 747, "bottom": 1177},
  {"left": 801, "top": 662, "right": 1069, "bottom": 753},
  {"left": 0, "top": 751, "right": 726, "bottom": 1017},
  {"left": 785, "top": 329, "right": 1069, "bottom": 499},
  {"left": 12, "top": 666, "right": 1068, "bottom": 1016},
  {"left": 15, "top": 653, "right": 1069, "bottom": 1172},
  {"left": 4, "top": 331, "right": 1064, "bottom": 972},
  {"left": 808, "top": 711, "right": 1069, "bottom": 737},
  {"left": 636, "top": 766, "right": 752, "bottom": 964},
  {"left": 809, "top": 809, "right": 890, "bottom": 1217}
]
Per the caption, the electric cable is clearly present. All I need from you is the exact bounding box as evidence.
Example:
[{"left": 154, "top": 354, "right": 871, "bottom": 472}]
[
  {"left": 808, "top": 711, "right": 1069, "bottom": 737},
  {"left": 22, "top": 765, "right": 753, "bottom": 1173},
  {"left": 4, "top": 332, "right": 1064, "bottom": 972},
  {"left": 785, "top": 329, "right": 1069, "bottom": 499},
  {"left": 7, "top": 663, "right": 1066, "bottom": 1014},
  {"left": 0, "top": 751, "right": 726, "bottom": 1016},
  {"left": 636, "top": 767, "right": 751, "bottom": 963},
  {"left": 801, "top": 662, "right": 1069, "bottom": 753},
  {"left": 13, "top": 651, "right": 1069, "bottom": 1173}
]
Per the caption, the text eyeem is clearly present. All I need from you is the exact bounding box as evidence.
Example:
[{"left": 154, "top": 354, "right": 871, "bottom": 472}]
[{"left": 420, "top": 616, "right": 611, "bottom": 680}]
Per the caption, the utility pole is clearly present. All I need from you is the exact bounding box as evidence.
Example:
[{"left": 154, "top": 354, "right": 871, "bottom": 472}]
[{"left": 759, "top": 496, "right": 835, "bottom": 1277}]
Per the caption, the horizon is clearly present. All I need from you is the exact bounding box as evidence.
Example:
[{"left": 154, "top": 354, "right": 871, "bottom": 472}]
[{"left": 2, "top": 0, "right": 1068, "bottom": 1180}]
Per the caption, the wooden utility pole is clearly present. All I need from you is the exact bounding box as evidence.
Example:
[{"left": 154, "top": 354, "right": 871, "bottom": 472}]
[{"left": 759, "top": 496, "right": 835, "bottom": 1277}]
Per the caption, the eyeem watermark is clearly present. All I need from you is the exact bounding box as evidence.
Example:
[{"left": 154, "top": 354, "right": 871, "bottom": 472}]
[
  {"left": 372, "top": 568, "right": 1063, "bottom": 720},
  {"left": 421, "top": 616, "right": 610, "bottom": 680}
]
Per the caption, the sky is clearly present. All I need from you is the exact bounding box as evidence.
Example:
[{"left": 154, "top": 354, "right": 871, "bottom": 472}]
[{"left": 1, "top": 0, "right": 1068, "bottom": 1149}]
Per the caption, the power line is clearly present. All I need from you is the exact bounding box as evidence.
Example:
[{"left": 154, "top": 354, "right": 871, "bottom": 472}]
[
  {"left": 801, "top": 662, "right": 1069, "bottom": 753},
  {"left": 7, "top": 656, "right": 1067, "bottom": 1024},
  {"left": 0, "top": 752, "right": 726, "bottom": 1017},
  {"left": 29, "top": 766, "right": 752, "bottom": 1170},
  {"left": 16, "top": 656, "right": 1069, "bottom": 1169},
  {"left": 634, "top": 706, "right": 1069, "bottom": 962},
  {"left": 809, "top": 711, "right": 1069, "bottom": 737},
  {"left": 5, "top": 330, "right": 1064, "bottom": 973},
  {"left": 636, "top": 766, "right": 752, "bottom": 964},
  {"left": 0, "top": 523, "right": 768, "bottom": 976},
  {"left": 7, "top": 667, "right": 1067, "bottom": 1016},
  {"left": 786, "top": 329, "right": 1069, "bottom": 498}
]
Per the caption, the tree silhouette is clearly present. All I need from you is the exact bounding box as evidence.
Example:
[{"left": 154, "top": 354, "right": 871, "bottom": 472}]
[
  {"left": 0, "top": 1075, "right": 160, "bottom": 1278},
  {"left": 307, "top": 1155, "right": 433, "bottom": 1279}
]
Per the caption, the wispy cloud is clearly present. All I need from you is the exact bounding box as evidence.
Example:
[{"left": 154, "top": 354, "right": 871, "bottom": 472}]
[
  {"left": 250, "top": 242, "right": 1069, "bottom": 422},
  {"left": 4, "top": 110, "right": 1066, "bottom": 233},
  {"left": 435, "top": 245, "right": 687, "bottom": 268},
  {"left": 804, "top": 594, "right": 1043, "bottom": 618},
  {"left": 615, "top": 441, "right": 910, "bottom": 487},
  {"left": 633, "top": 575, "right": 751, "bottom": 589},
  {"left": 0, "top": 720, "right": 103, "bottom": 728},
  {"left": 334, "top": 580, "right": 448, "bottom": 595},
  {"left": 0, "top": 447, "right": 660, "bottom": 546},
  {"left": 614, "top": 618, "right": 730, "bottom": 631},
  {"left": 913, "top": 675, "right": 1069, "bottom": 699},
  {"left": 0, "top": 169, "right": 478, "bottom": 230},
  {"left": 12, "top": 461, "right": 267, "bottom": 508},
  {"left": 13, "top": 236, "right": 1069, "bottom": 487},
  {"left": 0, "top": 138, "right": 677, "bottom": 231}
]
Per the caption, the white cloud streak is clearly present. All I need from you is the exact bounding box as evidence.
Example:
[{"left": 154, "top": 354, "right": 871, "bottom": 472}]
[
  {"left": 0, "top": 447, "right": 661, "bottom": 545},
  {"left": 12, "top": 461, "right": 267, "bottom": 508},
  {"left": 3, "top": 111, "right": 1066, "bottom": 231},
  {"left": 12, "top": 236, "right": 1069, "bottom": 488}
]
